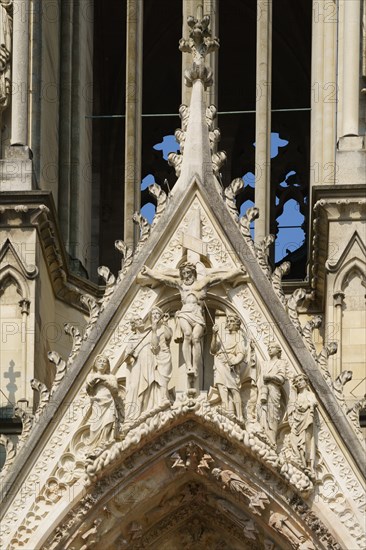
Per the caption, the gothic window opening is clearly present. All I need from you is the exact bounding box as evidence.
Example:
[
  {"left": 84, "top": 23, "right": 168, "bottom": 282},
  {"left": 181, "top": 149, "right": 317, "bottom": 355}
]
[
  {"left": 91, "top": 0, "right": 311, "bottom": 281},
  {"left": 92, "top": 0, "right": 127, "bottom": 278},
  {"left": 218, "top": 0, "right": 311, "bottom": 280},
  {"left": 141, "top": 0, "right": 182, "bottom": 216}
]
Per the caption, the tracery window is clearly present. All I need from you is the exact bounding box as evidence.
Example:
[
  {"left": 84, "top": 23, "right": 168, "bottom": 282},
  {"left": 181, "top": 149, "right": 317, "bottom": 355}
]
[{"left": 92, "top": 0, "right": 311, "bottom": 280}]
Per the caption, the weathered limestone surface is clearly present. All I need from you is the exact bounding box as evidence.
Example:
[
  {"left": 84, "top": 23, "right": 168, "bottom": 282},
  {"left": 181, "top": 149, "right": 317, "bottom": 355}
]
[{"left": 0, "top": 5, "right": 365, "bottom": 550}]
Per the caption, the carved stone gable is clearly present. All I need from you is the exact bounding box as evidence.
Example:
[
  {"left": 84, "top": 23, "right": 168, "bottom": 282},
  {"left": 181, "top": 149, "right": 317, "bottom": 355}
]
[{"left": 0, "top": 12, "right": 364, "bottom": 550}]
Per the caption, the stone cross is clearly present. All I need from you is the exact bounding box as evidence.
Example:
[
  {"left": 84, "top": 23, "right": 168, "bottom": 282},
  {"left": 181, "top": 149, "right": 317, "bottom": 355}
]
[
  {"left": 180, "top": 206, "right": 207, "bottom": 264},
  {"left": 4, "top": 360, "right": 21, "bottom": 405}
]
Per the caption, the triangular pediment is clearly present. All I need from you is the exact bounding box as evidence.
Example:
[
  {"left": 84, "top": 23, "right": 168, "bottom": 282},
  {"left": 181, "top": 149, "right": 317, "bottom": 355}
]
[
  {"left": 1, "top": 170, "right": 365, "bottom": 549},
  {"left": 0, "top": 237, "right": 38, "bottom": 282}
]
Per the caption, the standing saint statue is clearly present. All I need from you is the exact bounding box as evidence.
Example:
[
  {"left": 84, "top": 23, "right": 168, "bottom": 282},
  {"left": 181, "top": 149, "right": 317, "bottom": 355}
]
[
  {"left": 210, "top": 314, "right": 249, "bottom": 421},
  {"left": 258, "top": 342, "right": 286, "bottom": 446},
  {"left": 85, "top": 355, "right": 124, "bottom": 453},
  {"left": 140, "top": 262, "right": 244, "bottom": 380},
  {"left": 288, "top": 374, "right": 317, "bottom": 475},
  {"left": 124, "top": 307, "right": 173, "bottom": 424}
]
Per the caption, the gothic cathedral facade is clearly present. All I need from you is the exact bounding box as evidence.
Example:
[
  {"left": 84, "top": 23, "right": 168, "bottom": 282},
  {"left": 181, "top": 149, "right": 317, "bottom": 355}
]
[{"left": 0, "top": 1, "right": 365, "bottom": 548}]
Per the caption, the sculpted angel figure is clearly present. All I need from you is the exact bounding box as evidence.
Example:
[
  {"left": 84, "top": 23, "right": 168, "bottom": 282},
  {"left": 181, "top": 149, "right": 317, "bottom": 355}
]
[
  {"left": 140, "top": 262, "right": 244, "bottom": 379},
  {"left": 288, "top": 374, "right": 317, "bottom": 474},
  {"left": 85, "top": 355, "right": 124, "bottom": 452},
  {"left": 210, "top": 314, "right": 253, "bottom": 421},
  {"left": 124, "top": 307, "right": 172, "bottom": 423},
  {"left": 258, "top": 342, "right": 286, "bottom": 446}
]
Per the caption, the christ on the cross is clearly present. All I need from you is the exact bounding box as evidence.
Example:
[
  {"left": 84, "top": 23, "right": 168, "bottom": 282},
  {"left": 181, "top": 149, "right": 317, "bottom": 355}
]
[{"left": 140, "top": 262, "right": 244, "bottom": 378}]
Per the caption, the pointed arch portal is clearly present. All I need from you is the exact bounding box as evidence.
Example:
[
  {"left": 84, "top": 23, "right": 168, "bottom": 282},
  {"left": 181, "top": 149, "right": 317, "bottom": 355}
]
[{"left": 42, "top": 418, "right": 334, "bottom": 550}]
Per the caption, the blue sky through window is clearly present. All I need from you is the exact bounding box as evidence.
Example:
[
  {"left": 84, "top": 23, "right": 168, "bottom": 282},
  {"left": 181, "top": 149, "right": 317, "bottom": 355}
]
[
  {"left": 141, "top": 133, "right": 305, "bottom": 262},
  {"left": 240, "top": 133, "right": 305, "bottom": 262}
]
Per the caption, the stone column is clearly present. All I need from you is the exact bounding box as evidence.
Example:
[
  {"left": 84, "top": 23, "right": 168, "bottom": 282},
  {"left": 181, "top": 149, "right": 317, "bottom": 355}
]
[
  {"left": 124, "top": 0, "right": 143, "bottom": 247},
  {"left": 0, "top": 0, "right": 33, "bottom": 191},
  {"left": 333, "top": 291, "right": 345, "bottom": 376},
  {"left": 255, "top": 0, "right": 272, "bottom": 242},
  {"left": 339, "top": 0, "right": 361, "bottom": 138},
  {"left": 11, "top": 0, "right": 29, "bottom": 146},
  {"left": 310, "top": 0, "right": 337, "bottom": 187},
  {"left": 336, "top": 0, "right": 365, "bottom": 184}
]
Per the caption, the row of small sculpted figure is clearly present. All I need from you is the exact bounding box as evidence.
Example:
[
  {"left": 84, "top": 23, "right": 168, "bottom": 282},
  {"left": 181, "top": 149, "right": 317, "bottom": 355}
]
[{"left": 86, "top": 306, "right": 316, "bottom": 475}]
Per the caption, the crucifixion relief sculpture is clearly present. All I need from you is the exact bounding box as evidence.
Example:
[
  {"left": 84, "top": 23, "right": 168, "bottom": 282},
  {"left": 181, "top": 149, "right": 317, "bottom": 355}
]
[{"left": 141, "top": 262, "right": 244, "bottom": 383}]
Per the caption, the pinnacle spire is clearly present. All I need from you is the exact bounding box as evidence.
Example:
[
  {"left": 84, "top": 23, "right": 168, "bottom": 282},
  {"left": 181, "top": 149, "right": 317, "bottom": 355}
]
[{"left": 168, "top": 14, "right": 225, "bottom": 192}]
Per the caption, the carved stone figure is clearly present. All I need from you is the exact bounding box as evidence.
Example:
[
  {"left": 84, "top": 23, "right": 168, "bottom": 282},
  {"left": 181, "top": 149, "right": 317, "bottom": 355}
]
[
  {"left": 85, "top": 355, "right": 124, "bottom": 453},
  {"left": 288, "top": 374, "right": 317, "bottom": 475},
  {"left": 124, "top": 307, "right": 172, "bottom": 423},
  {"left": 258, "top": 343, "right": 286, "bottom": 445},
  {"left": 170, "top": 442, "right": 214, "bottom": 474},
  {"left": 210, "top": 314, "right": 248, "bottom": 421},
  {"left": 212, "top": 467, "right": 269, "bottom": 515},
  {"left": 140, "top": 263, "right": 243, "bottom": 379},
  {"left": 269, "top": 511, "right": 315, "bottom": 549}
]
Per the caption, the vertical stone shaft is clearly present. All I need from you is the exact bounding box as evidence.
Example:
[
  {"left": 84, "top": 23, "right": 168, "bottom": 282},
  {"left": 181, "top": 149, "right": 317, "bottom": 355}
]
[
  {"left": 310, "top": 1, "right": 337, "bottom": 186},
  {"left": 124, "top": 0, "right": 143, "bottom": 247},
  {"left": 11, "top": 0, "right": 30, "bottom": 145},
  {"left": 340, "top": 0, "right": 361, "bottom": 137},
  {"left": 255, "top": 0, "right": 272, "bottom": 242},
  {"left": 182, "top": 0, "right": 218, "bottom": 108},
  {"left": 333, "top": 292, "right": 345, "bottom": 377}
]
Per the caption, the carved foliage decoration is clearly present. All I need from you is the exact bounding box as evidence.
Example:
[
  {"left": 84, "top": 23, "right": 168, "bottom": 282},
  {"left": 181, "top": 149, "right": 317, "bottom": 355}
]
[
  {"left": 31, "top": 379, "right": 50, "bottom": 422},
  {"left": 271, "top": 261, "right": 291, "bottom": 307},
  {"left": 80, "top": 294, "right": 101, "bottom": 340},
  {"left": 13, "top": 406, "right": 34, "bottom": 450},
  {"left": 115, "top": 239, "right": 134, "bottom": 282},
  {"left": 148, "top": 182, "right": 168, "bottom": 229},
  {"left": 255, "top": 234, "right": 275, "bottom": 279},
  {"left": 132, "top": 212, "right": 151, "bottom": 258},
  {"left": 97, "top": 265, "right": 116, "bottom": 310},
  {"left": 302, "top": 315, "right": 322, "bottom": 359},
  {"left": 167, "top": 152, "right": 183, "bottom": 177},
  {"left": 287, "top": 288, "right": 306, "bottom": 333},
  {"left": 64, "top": 323, "right": 82, "bottom": 365},
  {"left": 48, "top": 351, "right": 67, "bottom": 397},
  {"left": 239, "top": 206, "right": 259, "bottom": 255},
  {"left": 179, "top": 14, "right": 219, "bottom": 88}
]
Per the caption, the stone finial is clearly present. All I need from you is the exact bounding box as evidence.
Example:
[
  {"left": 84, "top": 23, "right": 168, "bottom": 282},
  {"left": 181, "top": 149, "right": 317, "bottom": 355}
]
[{"left": 179, "top": 14, "right": 219, "bottom": 88}]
